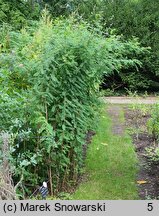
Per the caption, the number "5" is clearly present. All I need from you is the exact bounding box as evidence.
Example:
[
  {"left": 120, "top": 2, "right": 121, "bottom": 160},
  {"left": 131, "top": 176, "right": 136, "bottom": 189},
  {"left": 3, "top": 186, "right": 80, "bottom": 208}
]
[{"left": 147, "top": 203, "right": 153, "bottom": 211}]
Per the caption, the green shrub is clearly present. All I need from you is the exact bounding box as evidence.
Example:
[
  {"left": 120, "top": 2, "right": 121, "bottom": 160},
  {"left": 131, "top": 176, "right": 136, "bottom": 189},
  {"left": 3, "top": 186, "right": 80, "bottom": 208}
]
[
  {"left": 144, "top": 146, "right": 159, "bottom": 165},
  {"left": 0, "top": 11, "right": 146, "bottom": 197},
  {"left": 147, "top": 103, "right": 159, "bottom": 140}
]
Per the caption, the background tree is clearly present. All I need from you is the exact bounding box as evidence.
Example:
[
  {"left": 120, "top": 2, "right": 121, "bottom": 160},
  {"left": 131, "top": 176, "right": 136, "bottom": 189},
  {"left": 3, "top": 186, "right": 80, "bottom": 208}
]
[
  {"left": 0, "top": 0, "right": 40, "bottom": 29},
  {"left": 98, "top": 0, "right": 159, "bottom": 91}
]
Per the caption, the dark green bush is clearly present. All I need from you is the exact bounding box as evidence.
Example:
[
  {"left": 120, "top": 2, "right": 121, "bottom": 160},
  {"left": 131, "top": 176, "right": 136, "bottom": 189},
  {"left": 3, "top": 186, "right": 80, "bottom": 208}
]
[{"left": 100, "top": 0, "right": 159, "bottom": 91}]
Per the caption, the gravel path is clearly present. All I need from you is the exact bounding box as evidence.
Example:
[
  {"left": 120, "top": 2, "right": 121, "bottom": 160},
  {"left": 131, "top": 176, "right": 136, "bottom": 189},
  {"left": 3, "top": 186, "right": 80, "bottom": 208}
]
[{"left": 102, "top": 96, "right": 159, "bottom": 104}]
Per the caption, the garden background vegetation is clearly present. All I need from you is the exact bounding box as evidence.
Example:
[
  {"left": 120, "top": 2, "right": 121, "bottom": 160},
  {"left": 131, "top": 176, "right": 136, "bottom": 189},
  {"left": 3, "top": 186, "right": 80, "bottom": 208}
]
[{"left": 0, "top": 0, "right": 159, "bottom": 199}]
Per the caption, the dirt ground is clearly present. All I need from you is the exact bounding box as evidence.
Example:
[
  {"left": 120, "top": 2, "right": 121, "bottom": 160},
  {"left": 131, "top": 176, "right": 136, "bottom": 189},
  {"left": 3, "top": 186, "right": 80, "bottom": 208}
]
[
  {"left": 107, "top": 100, "right": 159, "bottom": 200},
  {"left": 102, "top": 96, "right": 159, "bottom": 104}
]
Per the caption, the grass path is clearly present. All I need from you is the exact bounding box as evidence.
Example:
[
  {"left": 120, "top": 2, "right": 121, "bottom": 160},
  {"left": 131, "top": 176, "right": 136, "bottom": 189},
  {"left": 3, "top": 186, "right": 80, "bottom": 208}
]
[{"left": 72, "top": 105, "right": 139, "bottom": 199}]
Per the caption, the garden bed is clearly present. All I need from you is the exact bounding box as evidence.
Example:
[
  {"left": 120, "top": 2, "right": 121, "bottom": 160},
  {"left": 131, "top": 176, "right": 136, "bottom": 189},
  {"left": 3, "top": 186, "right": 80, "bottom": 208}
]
[{"left": 124, "top": 107, "right": 159, "bottom": 199}]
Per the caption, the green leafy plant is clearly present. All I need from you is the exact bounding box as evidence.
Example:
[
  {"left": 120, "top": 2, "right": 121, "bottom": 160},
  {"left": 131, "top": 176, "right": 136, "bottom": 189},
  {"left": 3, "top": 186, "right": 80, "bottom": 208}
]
[
  {"left": 0, "top": 10, "right": 146, "bottom": 198},
  {"left": 147, "top": 103, "right": 159, "bottom": 141},
  {"left": 129, "top": 97, "right": 150, "bottom": 140},
  {"left": 144, "top": 146, "right": 159, "bottom": 165}
]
